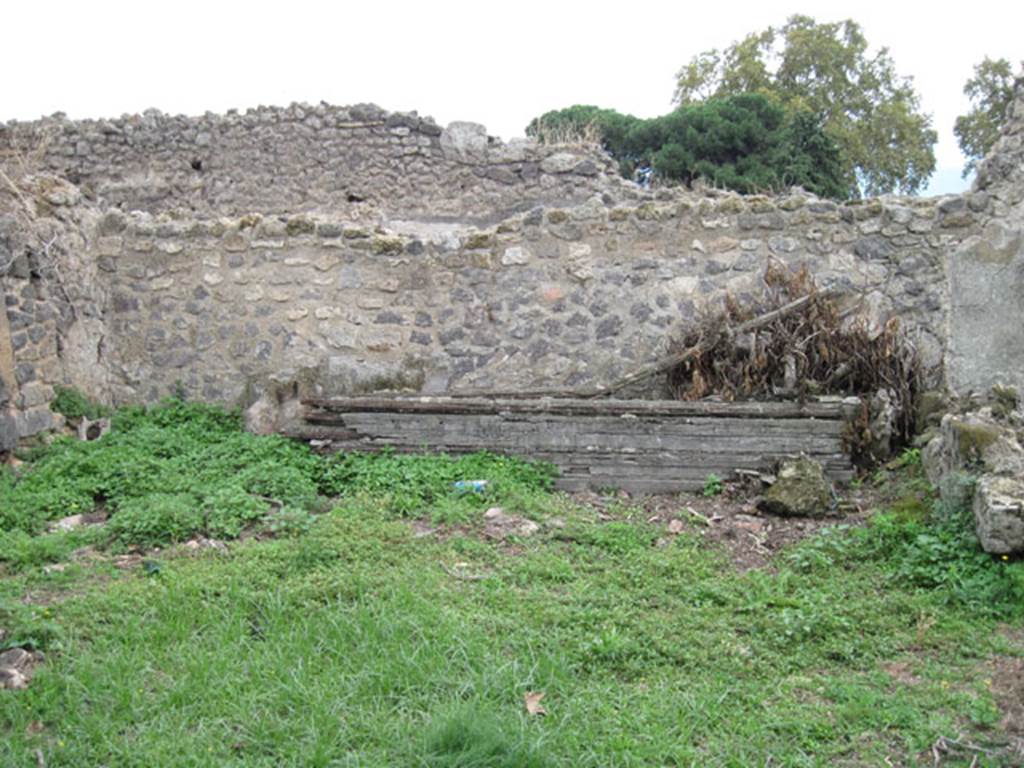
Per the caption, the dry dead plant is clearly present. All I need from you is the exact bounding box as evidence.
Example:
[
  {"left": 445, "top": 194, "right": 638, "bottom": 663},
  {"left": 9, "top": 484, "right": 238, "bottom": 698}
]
[
  {"left": 532, "top": 119, "right": 604, "bottom": 149},
  {"left": 666, "top": 263, "right": 922, "bottom": 461}
]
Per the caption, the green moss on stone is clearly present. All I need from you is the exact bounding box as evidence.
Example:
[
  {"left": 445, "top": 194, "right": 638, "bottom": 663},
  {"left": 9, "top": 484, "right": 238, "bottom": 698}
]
[
  {"left": 353, "top": 363, "right": 427, "bottom": 394},
  {"left": 951, "top": 420, "right": 1001, "bottom": 464},
  {"left": 889, "top": 494, "right": 930, "bottom": 524},
  {"left": 748, "top": 197, "right": 776, "bottom": 213},
  {"left": 940, "top": 212, "right": 974, "bottom": 229},
  {"left": 715, "top": 197, "right": 745, "bottom": 214},
  {"left": 285, "top": 216, "right": 316, "bottom": 236},
  {"left": 463, "top": 232, "right": 495, "bottom": 250},
  {"left": 371, "top": 236, "right": 405, "bottom": 255},
  {"left": 635, "top": 203, "right": 676, "bottom": 221},
  {"left": 758, "top": 457, "right": 831, "bottom": 517},
  {"left": 915, "top": 390, "right": 949, "bottom": 430},
  {"left": 991, "top": 384, "right": 1019, "bottom": 420}
]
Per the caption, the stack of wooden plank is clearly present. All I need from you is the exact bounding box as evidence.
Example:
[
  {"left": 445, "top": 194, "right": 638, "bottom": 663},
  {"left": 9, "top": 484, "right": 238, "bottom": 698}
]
[{"left": 294, "top": 396, "right": 859, "bottom": 493}]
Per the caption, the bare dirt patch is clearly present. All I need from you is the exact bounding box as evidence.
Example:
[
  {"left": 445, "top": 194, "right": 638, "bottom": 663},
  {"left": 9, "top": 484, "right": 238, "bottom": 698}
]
[
  {"left": 988, "top": 628, "right": 1024, "bottom": 759},
  {"left": 571, "top": 481, "right": 879, "bottom": 570},
  {"left": 882, "top": 660, "right": 924, "bottom": 688},
  {"left": 0, "top": 647, "right": 44, "bottom": 690},
  {"left": 991, "top": 655, "right": 1024, "bottom": 737},
  {"left": 399, "top": 473, "right": 910, "bottom": 571}
]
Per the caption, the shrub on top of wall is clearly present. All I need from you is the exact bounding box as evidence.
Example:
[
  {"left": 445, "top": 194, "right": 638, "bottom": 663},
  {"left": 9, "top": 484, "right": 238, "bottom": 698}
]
[{"left": 527, "top": 94, "right": 847, "bottom": 199}]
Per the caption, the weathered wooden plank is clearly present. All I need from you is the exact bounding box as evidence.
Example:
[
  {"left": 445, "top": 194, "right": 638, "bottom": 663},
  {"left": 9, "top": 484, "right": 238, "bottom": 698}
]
[
  {"left": 291, "top": 396, "right": 858, "bottom": 492},
  {"left": 307, "top": 412, "right": 846, "bottom": 437},
  {"left": 546, "top": 452, "right": 853, "bottom": 469},
  {"left": 303, "top": 396, "right": 856, "bottom": 420},
  {"left": 290, "top": 428, "right": 852, "bottom": 459},
  {"left": 303, "top": 431, "right": 844, "bottom": 455},
  {"left": 306, "top": 419, "right": 848, "bottom": 441},
  {"left": 292, "top": 441, "right": 853, "bottom": 490},
  {"left": 292, "top": 424, "right": 853, "bottom": 457},
  {"left": 312, "top": 429, "right": 845, "bottom": 453}
]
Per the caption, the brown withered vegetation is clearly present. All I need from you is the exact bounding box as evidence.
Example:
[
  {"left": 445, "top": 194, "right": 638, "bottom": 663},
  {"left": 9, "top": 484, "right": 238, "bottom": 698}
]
[{"left": 666, "top": 263, "right": 922, "bottom": 463}]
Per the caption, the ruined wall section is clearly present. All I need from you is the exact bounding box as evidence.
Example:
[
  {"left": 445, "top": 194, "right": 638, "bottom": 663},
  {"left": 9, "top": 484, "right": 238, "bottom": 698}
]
[
  {"left": 0, "top": 175, "right": 109, "bottom": 450},
  {"left": 3, "top": 79, "right": 1024, "bottom": 445},
  {"left": 947, "top": 75, "right": 1024, "bottom": 395},
  {"left": 93, "top": 189, "right": 977, "bottom": 408},
  {"left": 974, "top": 76, "right": 1024, "bottom": 203},
  {"left": 0, "top": 105, "right": 617, "bottom": 221}
]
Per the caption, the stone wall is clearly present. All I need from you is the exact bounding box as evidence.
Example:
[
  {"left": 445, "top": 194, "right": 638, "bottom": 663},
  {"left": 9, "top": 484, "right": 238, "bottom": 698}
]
[
  {"left": 94, "top": 188, "right": 970, "bottom": 407},
  {"left": 974, "top": 76, "right": 1024, "bottom": 202},
  {"left": 0, "top": 105, "right": 616, "bottom": 221},
  {"left": 1, "top": 83, "right": 1023, "bottom": 446},
  {"left": 0, "top": 175, "right": 108, "bottom": 448},
  {"left": 945, "top": 77, "right": 1024, "bottom": 395}
]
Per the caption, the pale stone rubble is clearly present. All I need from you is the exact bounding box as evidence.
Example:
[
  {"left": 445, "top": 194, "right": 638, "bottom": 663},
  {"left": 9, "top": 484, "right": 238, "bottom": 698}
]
[{"left": 923, "top": 387, "right": 1024, "bottom": 553}]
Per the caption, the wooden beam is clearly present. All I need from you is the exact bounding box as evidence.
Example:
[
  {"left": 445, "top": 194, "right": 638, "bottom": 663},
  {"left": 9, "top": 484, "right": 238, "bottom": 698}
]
[{"left": 302, "top": 395, "right": 857, "bottom": 420}]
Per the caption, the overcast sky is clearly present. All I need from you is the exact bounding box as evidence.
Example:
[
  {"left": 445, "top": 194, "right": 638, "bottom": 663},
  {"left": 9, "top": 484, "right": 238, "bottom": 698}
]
[{"left": 6, "top": 0, "right": 1022, "bottom": 196}]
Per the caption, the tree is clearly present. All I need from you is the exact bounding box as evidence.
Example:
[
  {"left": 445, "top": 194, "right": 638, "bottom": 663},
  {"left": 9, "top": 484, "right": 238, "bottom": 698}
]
[
  {"left": 954, "top": 57, "right": 1017, "bottom": 177},
  {"left": 673, "top": 15, "right": 937, "bottom": 197},
  {"left": 527, "top": 94, "right": 847, "bottom": 200}
]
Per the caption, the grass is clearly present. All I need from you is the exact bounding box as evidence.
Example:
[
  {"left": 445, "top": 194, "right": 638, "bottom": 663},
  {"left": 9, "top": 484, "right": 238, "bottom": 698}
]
[{"left": 1, "top": 397, "right": 1023, "bottom": 766}]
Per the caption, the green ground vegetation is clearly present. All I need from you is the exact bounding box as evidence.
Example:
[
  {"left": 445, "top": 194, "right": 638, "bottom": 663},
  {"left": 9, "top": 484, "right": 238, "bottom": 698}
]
[{"left": 1, "top": 397, "right": 1022, "bottom": 766}]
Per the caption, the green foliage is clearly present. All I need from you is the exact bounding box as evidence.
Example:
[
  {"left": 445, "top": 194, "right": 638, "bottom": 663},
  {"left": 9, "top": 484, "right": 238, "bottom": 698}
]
[
  {"left": 202, "top": 486, "right": 270, "bottom": 539},
  {"left": 702, "top": 473, "right": 724, "bottom": 497},
  {"left": 1, "top": 398, "right": 557, "bottom": 549},
  {"left": 528, "top": 94, "right": 846, "bottom": 199},
  {"left": 106, "top": 493, "right": 205, "bottom": 547},
  {"left": 954, "top": 57, "right": 1018, "bottom": 177},
  {"left": 673, "top": 15, "right": 937, "bottom": 196},
  {"left": 786, "top": 493, "right": 1023, "bottom": 617},
  {"left": 893, "top": 447, "right": 922, "bottom": 468},
  {"left": 318, "top": 449, "right": 557, "bottom": 517},
  {"left": 7, "top": 402, "right": 1023, "bottom": 763},
  {"left": 266, "top": 507, "right": 316, "bottom": 538},
  {"left": 0, "top": 398, "right": 318, "bottom": 543},
  {"left": 0, "top": 600, "right": 63, "bottom": 653},
  {"left": 0, "top": 527, "right": 101, "bottom": 570},
  {"left": 420, "top": 705, "right": 551, "bottom": 768},
  {"left": 50, "top": 386, "right": 112, "bottom": 421},
  {"left": 569, "top": 520, "right": 656, "bottom": 554}
]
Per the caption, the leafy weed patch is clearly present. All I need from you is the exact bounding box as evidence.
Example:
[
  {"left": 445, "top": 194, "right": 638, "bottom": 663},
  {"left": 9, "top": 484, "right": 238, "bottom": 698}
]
[{"left": 0, "top": 398, "right": 555, "bottom": 553}]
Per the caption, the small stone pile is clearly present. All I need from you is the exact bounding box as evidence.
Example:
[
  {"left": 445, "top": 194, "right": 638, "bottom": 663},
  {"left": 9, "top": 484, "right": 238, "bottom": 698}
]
[
  {"left": 923, "top": 386, "right": 1024, "bottom": 554},
  {"left": 757, "top": 456, "right": 834, "bottom": 518},
  {"left": 0, "top": 646, "right": 43, "bottom": 690}
]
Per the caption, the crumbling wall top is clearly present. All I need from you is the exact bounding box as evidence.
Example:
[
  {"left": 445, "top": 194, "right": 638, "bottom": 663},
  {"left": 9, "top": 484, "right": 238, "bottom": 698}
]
[
  {"left": 0, "top": 102, "right": 617, "bottom": 221},
  {"left": 973, "top": 76, "right": 1024, "bottom": 201}
]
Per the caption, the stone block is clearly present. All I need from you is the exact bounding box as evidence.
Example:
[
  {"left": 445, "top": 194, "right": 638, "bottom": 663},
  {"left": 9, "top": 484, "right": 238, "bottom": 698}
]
[
  {"left": 0, "top": 409, "right": 16, "bottom": 450},
  {"left": 973, "top": 475, "right": 1024, "bottom": 554},
  {"left": 15, "top": 406, "right": 57, "bottom": 439},
  {"left": 758, "top": 457, "right": 832, "bottom": 517}
]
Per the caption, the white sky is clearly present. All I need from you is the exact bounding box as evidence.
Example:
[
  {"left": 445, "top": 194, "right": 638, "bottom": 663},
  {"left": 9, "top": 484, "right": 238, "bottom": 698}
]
[{"left": 6, "top": 0, "right": 1022, "bottom": 195}]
